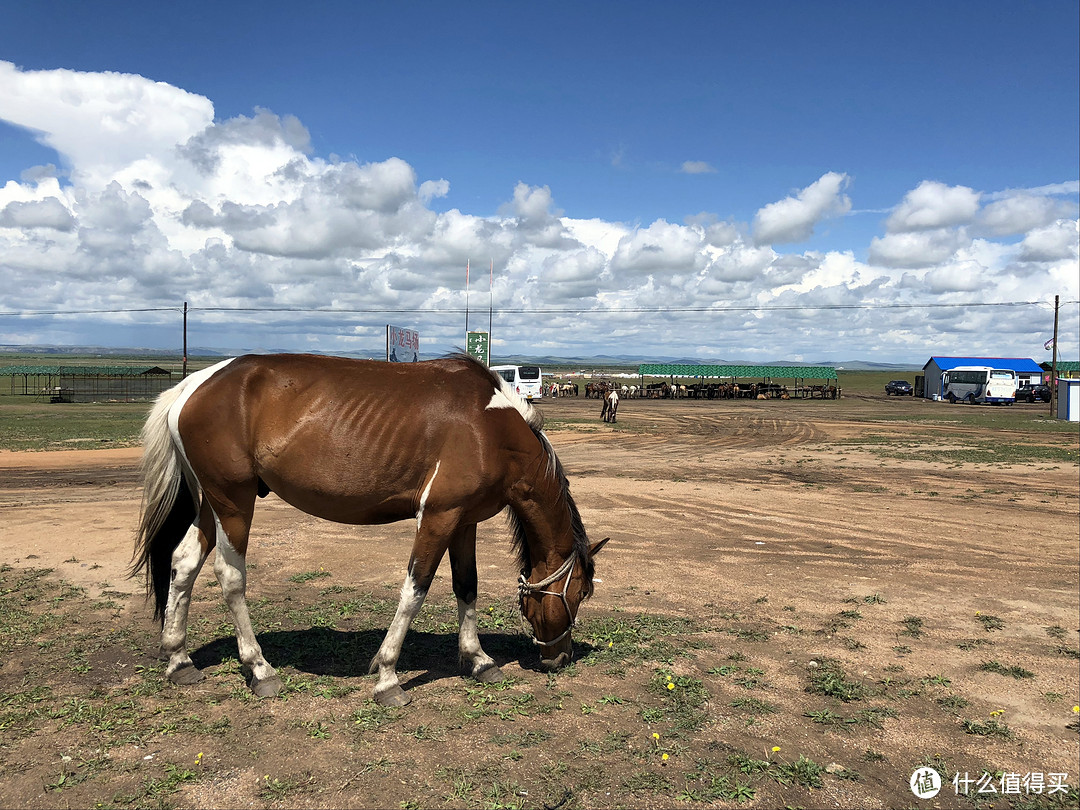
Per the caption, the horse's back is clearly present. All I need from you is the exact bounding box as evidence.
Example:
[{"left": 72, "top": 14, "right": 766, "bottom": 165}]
[{"left": 175, "top": 353, "right": 541, "bottom": 524}]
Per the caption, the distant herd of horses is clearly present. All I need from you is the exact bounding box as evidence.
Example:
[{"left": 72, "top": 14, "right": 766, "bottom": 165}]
[{"left": 546, "top": 380, "right": 839, "bottom": 400}]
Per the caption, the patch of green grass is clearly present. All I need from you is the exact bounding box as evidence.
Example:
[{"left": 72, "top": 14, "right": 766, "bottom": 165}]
[
  {"left": 772, "top": 755, "right": 824, "bottom": 789},
  {"left": 351, "top": 701, "right": 401, "bottom": 731},
  {"left": 259, "top": 774, "right": 313, "bottom": 802},
  {"left": 0, "top": 400, "right": 150, "bottom": 451},
  {"left": 936, "top": 694, "right": 970, "bottom": 712},
  {"left": 806, "top": 659, "right": 868, "bottom": 702},
  {"left": 805, "top": 708, "right": 842, "bottom": 725},
  {"left": 975, "top": 613, "right": 1005, "bottom": 632},
  {"left": 641, "top": 669, "right": 709, "bottom": 730},
  {"left": 729, "top": 696, "right": 777, "bottom": 715},
  {"left": 580, "top": 613, "right": 695, "bottom": 664},
  {"left": 623, "top": 770, "right": 673, "bottom": 795},
  {"left": 289, "top": 570, "right": 332, "bottom": 583},
  {"left": 962, "top": 718, "right": 1013, "bottom": 739},
  {"left": 899, "top": 616, "right": 924, "bottom": 638},
  {"left": 978, "top": 660, "right": 1035, "bottom": 679}
]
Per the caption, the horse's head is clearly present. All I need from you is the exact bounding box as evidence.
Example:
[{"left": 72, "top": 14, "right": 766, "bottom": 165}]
[{"left": 518, "top": 538, "right": 609, "bottom": 670}]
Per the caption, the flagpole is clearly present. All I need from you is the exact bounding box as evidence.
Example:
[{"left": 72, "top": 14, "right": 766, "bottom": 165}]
[
  {"left": 488, "top": 258, "right": 493, "bottom": 339},
  {"left": 465, "top": 259, "right": 470, "bottom": 336}
]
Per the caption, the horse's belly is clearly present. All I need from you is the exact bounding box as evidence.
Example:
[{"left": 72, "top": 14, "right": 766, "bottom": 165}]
[{"left": 259, "top": 465, "right": 418, "bottom": 525}]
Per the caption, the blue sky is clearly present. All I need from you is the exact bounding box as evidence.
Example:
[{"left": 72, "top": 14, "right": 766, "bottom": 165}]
[{"left": 1, "top": 1, "right": 1077, "bottom": 363}]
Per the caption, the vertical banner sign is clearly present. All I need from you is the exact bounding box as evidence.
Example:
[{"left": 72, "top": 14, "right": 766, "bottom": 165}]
[
  {"left": 466, "top": 330, "right": 490, "bottom": 367},
  {"left": 386, "top": 325, "right": 420, "bottom": 362}
]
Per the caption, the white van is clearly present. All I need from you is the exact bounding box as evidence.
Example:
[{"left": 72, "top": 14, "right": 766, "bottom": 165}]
[{"left": 490, "top": 365, "right": 544, "bottom": 400}]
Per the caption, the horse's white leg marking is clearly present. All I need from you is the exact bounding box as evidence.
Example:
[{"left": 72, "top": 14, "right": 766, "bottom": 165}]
[
  {"left": 457, "top": 597, "right": 498, "bottom": 676},
  {"left": 415, "top": 460, "right": 441, "bottom": 533},
  {"left": 369, "top": 572, "right": 427, "bottom": 705},
  {"left": 161, "top": 523, "right": 209, "bottom": 680},
  {"left": 211, "top": 512, "right": 280, "bottom": 694}
]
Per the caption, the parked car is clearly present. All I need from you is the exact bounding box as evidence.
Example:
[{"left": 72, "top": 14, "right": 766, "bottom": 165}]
[
  {"left": 1015, "top": 383, "right": 1051, "bottom": 403},
  {"left": 885, "top": 379, "right": 913, "bottom": 396}
]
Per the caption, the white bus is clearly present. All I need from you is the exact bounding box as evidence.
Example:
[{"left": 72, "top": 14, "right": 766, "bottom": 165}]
[
  {"left": 941, "top": 366, "right": 1017, "bottom": 405},
  {"left": 490, "top": 364, "right": 544, "bottom": 400}
]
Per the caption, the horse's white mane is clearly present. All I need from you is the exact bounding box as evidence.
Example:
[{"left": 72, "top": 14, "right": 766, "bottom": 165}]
[{"left": 489, "top": 370, "right": 544, "bottom": 432}]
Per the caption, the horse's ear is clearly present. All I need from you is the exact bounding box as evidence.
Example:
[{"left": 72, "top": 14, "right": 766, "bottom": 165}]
[{"left": 588, "top": 537, "right": 610, "bottom": 558}]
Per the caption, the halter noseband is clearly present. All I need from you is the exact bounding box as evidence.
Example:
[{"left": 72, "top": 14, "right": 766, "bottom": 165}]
[{"left": 517, "top": 554, "right": 577, "bottom": 648}]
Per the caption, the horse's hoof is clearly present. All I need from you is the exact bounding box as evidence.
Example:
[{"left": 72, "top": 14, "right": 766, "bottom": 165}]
[
  {"left": 472, "top": 663, "right": 506, "bottom": 684},
  {"left": 250, "top": 675, "right": 283, "bottom": 698},
  {"left": 168, "top": 663, "right": 205, "bottom": 686},
  {"left": 374, "top": 685, "right": 411, "bottom": 707}
]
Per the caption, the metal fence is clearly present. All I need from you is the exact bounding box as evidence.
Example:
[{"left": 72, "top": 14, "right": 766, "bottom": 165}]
[{"left": 0, "top": 366, "right": 174, "bottom": 402}]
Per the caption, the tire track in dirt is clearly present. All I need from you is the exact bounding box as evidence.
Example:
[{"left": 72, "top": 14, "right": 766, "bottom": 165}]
[{"left": 614, "top": 411, "right": 826, "bottom": 452}]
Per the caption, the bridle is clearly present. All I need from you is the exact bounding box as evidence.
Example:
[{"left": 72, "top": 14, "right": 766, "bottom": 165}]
[{"left": 517, "top": 554, "right": 577, "bottom": 648}]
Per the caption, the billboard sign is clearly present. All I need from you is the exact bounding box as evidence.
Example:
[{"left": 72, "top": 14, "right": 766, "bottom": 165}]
[
  {"left": 466, "top": 331, "right": 490, "bottom": 367},
  {"left": 387, "top": 325, "right": 419, "bottom": 362}
]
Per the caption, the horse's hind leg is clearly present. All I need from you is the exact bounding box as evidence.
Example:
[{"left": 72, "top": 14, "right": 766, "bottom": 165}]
[
  {"left": 449, "top": 524, "right": 504, "bottom": 684},
  {"left": 210, "top": 506, "right": 282, "bottom": 698},
  {"left": 161, "top": 522, "right": 211, "bottom": 685}
]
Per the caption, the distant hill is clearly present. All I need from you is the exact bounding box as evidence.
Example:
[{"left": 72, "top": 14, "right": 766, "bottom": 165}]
[{"left": 491, "top": 353, "right": 921, "bottom": 371}]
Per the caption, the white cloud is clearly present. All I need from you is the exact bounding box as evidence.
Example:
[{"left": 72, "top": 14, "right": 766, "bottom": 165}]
[
  {"left": 680, "top": 161, "right": 716, "bottom": 174},
  {"left": 1018, "top": 220, "right": 1079, "bottom": 262},
  {"left": 751, "top": 172, "right": 852, "bottom": 245},
  {"left": 922, "top": 260, "right": 987, "bottom": 293},
  {"left": 0, "top": 197, "right": 74, "bottom": 231},
  {"left": 0, "top": 61, "right": 212, "bottom": 188},
  {"left": 868, "top": 228, "right": 970, "bottom": 269},
  {"left": 978, "top": 193, "right": 1064, "bottom": 236},
  {"left": 0, "top": 61, "right": 1076, "bottom": 363},
  {"left": 886, "top": 180, "right": 979, "bottom": 232},
  {"left": 610, "top": 219, "right": 705, "bottom": 276}
]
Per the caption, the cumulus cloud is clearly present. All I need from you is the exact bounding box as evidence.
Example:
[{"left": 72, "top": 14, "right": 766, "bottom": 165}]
[
  {"left": 0, "top": 61, "right": 212, "bottom": 187},
  {"left": 885, "top": 180, "right": 980, "bottom": 232},
  {"left": 752, "top": 172, "right": 852, "bottom": 245},
  {"left": 977, "top": 193, "right": 1064, "bottom": 236},
  {"left": 0, "top": 60, "right": 1076, "bottom": 363},
  {"left": 0, "top": 197, "right": 74, "bottom": 230},
  {"left": 1018, "top": 220, "right": 1079, "bottom": 262},
  {"left": 868, "top": 228, "right": 971, "bottom": 269}
]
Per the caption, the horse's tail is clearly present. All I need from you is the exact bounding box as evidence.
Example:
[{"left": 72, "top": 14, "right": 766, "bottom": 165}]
[{"left": 129, "top": 381, "right": 200, "bottom": 624}]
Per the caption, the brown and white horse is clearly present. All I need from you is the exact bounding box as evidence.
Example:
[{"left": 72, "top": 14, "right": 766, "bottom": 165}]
[
  {"left": 600, "top": 389, "right": 619, "bottom": 422},
  {"left": 130, "top": 353, "right": 607, "bottom": 706}
]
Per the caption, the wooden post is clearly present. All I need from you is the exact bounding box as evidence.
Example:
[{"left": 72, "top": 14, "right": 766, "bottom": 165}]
[
  {"left": 182, "top": 301, "right": 188, "bottom": 379},
  {"left": 1049, "top": 294, "right": 1059, "bottom": 416}
]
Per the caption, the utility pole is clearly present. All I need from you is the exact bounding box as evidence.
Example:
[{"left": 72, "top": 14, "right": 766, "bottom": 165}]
[
  {"left": 1049, "top": 294, "right": 1059, "bottom": 417},
  {"left": 182, "top": 301, "right": 188, "bottom": 379}
]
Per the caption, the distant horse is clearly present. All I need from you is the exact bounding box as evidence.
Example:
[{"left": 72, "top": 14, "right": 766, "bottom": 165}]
[
  {"left": 600, "top": 390, "right": 620, "bottom": 423},
  {"left": 130, "top": 353, "right": 608, "bottom": 707}
]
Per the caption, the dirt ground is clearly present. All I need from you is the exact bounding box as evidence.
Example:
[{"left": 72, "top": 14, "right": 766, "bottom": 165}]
[{"left": 0, "top": 392, "right": 1077, "bottom": 809}]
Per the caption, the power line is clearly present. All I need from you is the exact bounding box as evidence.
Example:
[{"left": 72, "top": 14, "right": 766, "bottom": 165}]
[{"left": 2, "top": 300, "right": 1076, "bottom": 317}]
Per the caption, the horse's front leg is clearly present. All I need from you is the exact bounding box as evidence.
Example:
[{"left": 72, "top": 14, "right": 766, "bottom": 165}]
[
  {"left": 368, "top": 499, "right": 461, "bottom": 706},
  {"left": 449, "top": 523, "right": 504, "bottom": 684}
]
